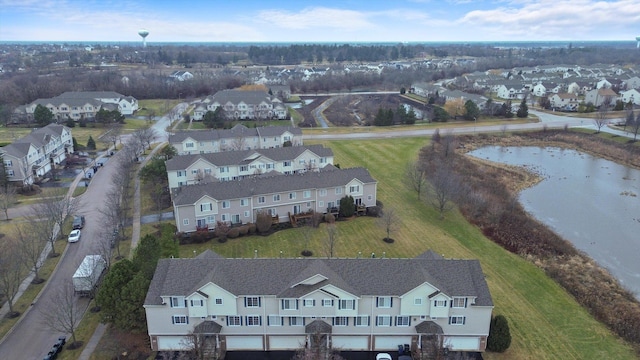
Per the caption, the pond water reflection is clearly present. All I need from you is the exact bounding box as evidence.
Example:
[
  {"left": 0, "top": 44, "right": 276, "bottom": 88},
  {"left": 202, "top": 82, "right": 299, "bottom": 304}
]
[{"left": 468, "top": 146, "right": 640, "bottom": 298}]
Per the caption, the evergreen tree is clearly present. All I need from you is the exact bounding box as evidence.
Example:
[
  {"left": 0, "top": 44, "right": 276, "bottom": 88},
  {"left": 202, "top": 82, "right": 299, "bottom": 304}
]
[
  {"left": 34, "top": 104, "right": 54, "bottom": 126},
  {"left": 487, "top": 315, "right": 512, "bottom": 352},
  {"left": 86, "top": 136, "right": 96, "bottom": 150},
  {"left": 96, "top": 259, "right": 136, "bottom": 329},
  {"left": 503, "top": 101, "right": 514, "bottom": 118},
  {"left": 339, "top": 195, "right": 355, "bottom": 217},
  {"left": 464, "top": 100, "right": 480, "bottom": 121},
  {"left": 517, "top": 97, "right": 529, "bottom": 118}
]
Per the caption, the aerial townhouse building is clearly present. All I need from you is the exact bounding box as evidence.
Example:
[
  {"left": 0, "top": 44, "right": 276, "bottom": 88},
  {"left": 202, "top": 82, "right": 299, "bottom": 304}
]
[
  {"left": 1, "top": 123, "right": 74, "bottom": 185},
  {"left": 169, "top": 125, "right": 303, "bottom": 155},
  {"left": 191, "top": 90, "right": 288, "bottom": 121},
  {"left": 143, "top": 250, "right": 494, "bottom": 355},
  {"left": 165, "top": 144, "right": 334, "bottom": 190},
  {"left": 171, "top": 166, "right": 376, "bottom": 233}
]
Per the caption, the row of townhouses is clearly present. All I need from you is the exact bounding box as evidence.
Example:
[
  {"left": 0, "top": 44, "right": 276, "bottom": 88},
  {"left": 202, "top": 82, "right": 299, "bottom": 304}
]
[
  {"left": 1, "top": 124, "right": 74, "bottom": 185},
  {"left": 169, "top": 125, "right": 302, "bottom": 155},
  {"left": 143, "top": 250, "right": 494, "bottom": 354},
  {"left": 13, "top": 91, "right": 139, "bottom": 122},
  {"left": 165, "top": 144, "right": 334, "bottom": 189},
  {"left": 171, "top": 166, "right": 376, "bottom": 233},
  {"left": 191, "top": 90, "right": 288, "bottom": 121}
]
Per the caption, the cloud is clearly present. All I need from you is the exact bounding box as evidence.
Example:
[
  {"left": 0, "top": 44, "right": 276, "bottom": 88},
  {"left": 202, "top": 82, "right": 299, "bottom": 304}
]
[
  {"left": 458, "top": 0, "right": 640, "bottom": 39},
  {"left": 256, "top": 7, "right": 373, "bottom": 31}
]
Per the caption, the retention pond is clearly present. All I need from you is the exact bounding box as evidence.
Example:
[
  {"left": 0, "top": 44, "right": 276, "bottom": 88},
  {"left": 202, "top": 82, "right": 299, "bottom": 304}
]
[{"left": 467, "top": 146, "right": 640, "bottom": 298}]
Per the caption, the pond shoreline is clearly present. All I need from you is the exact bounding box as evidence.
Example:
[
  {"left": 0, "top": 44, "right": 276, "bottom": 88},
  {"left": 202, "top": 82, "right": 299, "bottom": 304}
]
[{"left": 440, "top": 130, "right": 640, "bottom": 354}]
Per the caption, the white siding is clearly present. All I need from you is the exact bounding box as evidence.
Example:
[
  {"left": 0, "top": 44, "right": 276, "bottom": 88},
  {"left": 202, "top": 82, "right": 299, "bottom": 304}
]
[
  {"left": 332, "top": 336, "right": 369, "bottom": 351},
  {"left": 268, "top": 336, "right": 306, "bottom": 350}
]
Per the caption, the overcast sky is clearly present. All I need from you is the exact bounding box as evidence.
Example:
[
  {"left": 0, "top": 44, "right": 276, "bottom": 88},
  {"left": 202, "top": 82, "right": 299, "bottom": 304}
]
[{"left": 1, "top": 0, "right": 639, "bottom": 43}]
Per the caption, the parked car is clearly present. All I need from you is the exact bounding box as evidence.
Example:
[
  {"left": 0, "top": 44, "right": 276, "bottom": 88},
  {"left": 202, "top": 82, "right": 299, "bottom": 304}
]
[
  {"left": 376, "top": 354, "right": 392, "bottom": 360},
  {"left": 43, "top": 336, "right": 66, "bottom": 360},
  {"left": 72, "top": 215, "right": 85, "bottom": 230},
  {"left": 68, "top": 229, "right": 81, "bottom": 243}
]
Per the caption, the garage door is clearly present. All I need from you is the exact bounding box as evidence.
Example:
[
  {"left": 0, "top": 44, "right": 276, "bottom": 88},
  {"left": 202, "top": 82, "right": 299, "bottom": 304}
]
[
  {"left": 446, "top": 336, "right": 479, "bottom": 351},
  {"left": 374, "top": 336, "right": 413, "bottom": 351},
  {"left": 332, "top": 336, "right": 369, "bottom": 351},
  {"left": 226, "top": 336, "right": 263, "bottom": 350},
  {"left": 269, "top": 336, "right": 306, "bottom": 350},
  {"left": 157, "top": 336, "right": 190, "bottom": 351}
]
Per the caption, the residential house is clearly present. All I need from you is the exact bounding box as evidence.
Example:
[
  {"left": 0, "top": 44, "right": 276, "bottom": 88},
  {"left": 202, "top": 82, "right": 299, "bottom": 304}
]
[
  {"left": 15, "top": 91, "right": 138, "bottom": 122},
  {"left": 143, "top": 250, "right": 494, "bottom": 354},
  {"left": 169, "top": 71, "right": 194, "bottom": 82},
  {"left": 624, "top": 76, "right": 640, "bottom": 90},
  {"left": 169, "top": 125, "right": 303, "bottom": 155},
  {"left": 202, "top": 90, "right": 288, "bottom": 121},
  {"left": 166, "top": 145, "right": 334, "bottom": 189},
  {"left": 269, "top": 85, "right": 292, "bottom": 100},
  {"left": 495, "top": 83, "right": 527, "bottom": 100},
  {"left": 585, "top": 88, "right": 618, "bottom": 107},
  {"left": 549, "top": 93, "right": 579, "bottom": 111},
  {"left": 171, "top": 166, "right": 376, "bottom": 232},
  {"left": 619, "top": 89, "right": 640, "bottom": 106},
  {"left": 0, "top": 123, "right": 74, "bottom": 185}
]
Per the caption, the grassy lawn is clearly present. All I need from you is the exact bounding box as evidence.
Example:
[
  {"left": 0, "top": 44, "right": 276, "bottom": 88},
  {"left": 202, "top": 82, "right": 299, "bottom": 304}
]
[
  {"left": 571, "top": 127, "right": 640, "bottom": 147},
  {"left": 137, "top": 99, "right": 181, "bottom": 118},
  {"left": 176, "top": 137, "right": 636, "bottom": 359}
]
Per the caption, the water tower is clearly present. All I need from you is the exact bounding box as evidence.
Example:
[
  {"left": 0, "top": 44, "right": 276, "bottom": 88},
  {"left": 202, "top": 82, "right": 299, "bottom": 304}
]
[
  {"left": 138, "top": 29, "right": 149, "bottom": 47},
  {"left": 636, "top": 36, "right": 640, "bottom": 49}
]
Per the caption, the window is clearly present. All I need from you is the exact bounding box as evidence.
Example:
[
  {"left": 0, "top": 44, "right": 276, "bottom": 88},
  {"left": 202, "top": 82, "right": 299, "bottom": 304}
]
[
  {"left": 414, "top": 298, "right": 423, "bottom": 306},
  {"left": 258, "top": 196, "right": 265, "bottom": 204},
  {"left": 303, "top": 190, "right": 311, "bottom": 199},
  {"left": 368, "top": 195, "right": 373, "bottom": 201},
  {"left": 183, "top": 219, "right": 189, "bottom": 226},
  {"left": 322, "top": 299, "right": 333, "bottom": 307},
  {"left": 4, "top": 160, "right": 12, "bottom": 167},
  {"left": 245, "top": 297, "right": 261, "bottom": 308},
  {"left": 240, "top": 165, "right": 248, "bottom": 172},
  {"left": 289, "top": 192, "right": 296, "bottom": 199},
  {"left": 185, "top": 142, "right": 194, "bottom": 148},
  {"left": 333, "top": 317, "right": 348, "bottom": 326},
  {"left": 376, "top": 315, "right": 392, "bottom": 327},
  {"left": 452, "top": 297, "right": 467, "bottom": 308},
  {"left": 172, "top": 315, "right": 188, "bottom": 325},
  {"left": 335, "top": 187, "right": 342, "bottom": 195},
  {"left": 281, "top": 299, "right": 298, "bottom": 310},
  {"left": 319, "top": 189, "right": 327, "bottom": 196},
  {"left": 200, "top": 203, "right": 212, "bottom": 212},
  {"left": 204, "top": 168, "right": 212, "bottom": 174},
  {"left": 355, "top": 315, "right": 370, "bottom": 327},
  {"left": 284, "top": 161, "right": 291, "bottom": 167},
  {"left": 7, "top": 170, "right": 14, "bottom": 176},
  {"left": 191, "top": 169, "right": 199, "bottom": 174},
  {"left": 177, "top": 171, "right": 185, "bottom": 177},
  {"left": 338, "top": 299, "right": 355, "bottom": 310},
  {"left": 449, "top": 316, "right": 466, "bottom": 325},
  {"left": 246, "top": 316, "right": 261, "bottom": 326},
  {"left": 231, "top": 214, "right": 240, "bottom": 224},
  {"left": 376, "top": 297, "right": 392, "bottom": 308},
  {"left": 244, "top": 211, "right": 250, "bottom": 217},
  {"left": 170, "top": 297, "right": 185, "bottom": 308},
  {"left": 299, "top": 159, "right": 305, "bottom": 165},
  {"left": 268, "top": 315, "right": 283, "bottom": 326},
  {"left": 273, "top": 194, "right": 281, "bottom": 202},
  {"left": 304, "top": 299, "right": 315, "bottom": 307},
  {"left": 190, "top": 299, "right": 203, "bottom": 307},
  {"left": 227, "top": 316, "right": 242, "bottom": 326},
  {"left": 319, "top": 201, "right": 324, "bottom": 207},
  {"left": 434, "top": 300, "right": 447, "bottom": 307},
  {"left": 349, "top": 185, "right": 360, "bottom": 193},
  {"left": 215, "top": 298, "right": 223, "bottom": 305},
  {"left": 221, "top": 214, "right": 228, "bottom": 222},
  {"left": 289, "top": 317, "right": 304, "bottom": 326},
  {"left": 396, "top": 316, "right": 410, "bottom": 326},
  {"left": 222, "top": 201, "right": 230, "bottom": 209},
  {"left": 206, "top": 215, "right": 215, "bottom": 224}
]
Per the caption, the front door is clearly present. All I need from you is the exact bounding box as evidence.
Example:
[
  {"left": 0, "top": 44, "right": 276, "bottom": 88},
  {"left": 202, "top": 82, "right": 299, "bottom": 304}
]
[{"left": 293, "top": 205, "right": 301, "bottom": 214}]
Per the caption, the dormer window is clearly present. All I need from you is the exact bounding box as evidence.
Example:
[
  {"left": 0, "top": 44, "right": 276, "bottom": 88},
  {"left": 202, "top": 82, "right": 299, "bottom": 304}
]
[{"left": 170, "top": 296, "right": 185, "bottom": 308}]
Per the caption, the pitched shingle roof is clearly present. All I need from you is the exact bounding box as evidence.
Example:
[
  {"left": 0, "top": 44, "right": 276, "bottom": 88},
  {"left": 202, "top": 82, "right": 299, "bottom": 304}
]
[
  {"left": 166, "top": 145, "right": 332, "bottom": 171},
  {"left": 169, "top": 125, "right": 302, "bottom": 144},
  {"left": 144, "top": 252, "right": 493, "bottom": 308},
  {"left": 172, "top": 166, "right": 375, "bottom": 205}
]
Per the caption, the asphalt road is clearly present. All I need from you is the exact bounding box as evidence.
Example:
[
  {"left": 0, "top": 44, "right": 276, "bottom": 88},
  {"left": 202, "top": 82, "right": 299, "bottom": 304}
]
[{"left": 0, "top": 105, "right": 183, "bottom": 360}]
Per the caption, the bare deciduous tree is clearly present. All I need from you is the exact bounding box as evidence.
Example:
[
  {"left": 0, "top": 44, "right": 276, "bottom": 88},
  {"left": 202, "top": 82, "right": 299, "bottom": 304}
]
[
  {"left": 404, "top": 160, "right": 427, "bottom": 198},
  {"left": 39, "top": 281, "right": 85, "bottom": 347},
  {"left": 0, "top": 185, "right": 17, "bottom": 220},
  {"left": 30, "top": 188, "right": 78, "bottom": 256},
  {"left": 323, "top": 223, "right": 338, "bottom": 258},
  {"left": 426, "top": 163, "right": 464, "bottom": 219},
  {"left": 292, "top": 332, "right": 345, "bottom": 360},
  {"left": 377, "top": 207, "right": 398, "bottom": 241},
  {"left": 0, "top": 237, "right": 26, "bottom": 317},
  {"left": 131, "top": 126, "right": 156, "bottom": 151},
  {"left": 179, "top": 328, "right": 218, "bottom": 360},
  {"left": 594, "top": 103, "right": 609, "bottom": 133},
  {"left": 14, "top": 223, "right": 47, "bottom": 284}
]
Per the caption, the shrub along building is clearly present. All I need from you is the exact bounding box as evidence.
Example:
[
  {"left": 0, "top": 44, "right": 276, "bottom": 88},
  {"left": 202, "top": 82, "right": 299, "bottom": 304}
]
[
  {"left": 171, "top": 166, "right": 376, "bottom": 232},
  {"left": 143, "top": 250, "right": 494, "bottom": 355},
  {"left": 1, "top": 123, "right": 74, "bottom": 185},
  {"left": 169, "top": 124, "right": 303, "bottom": 155},
  {"left": 165, "top": 144, "right": 334, "bottom": 190}
]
